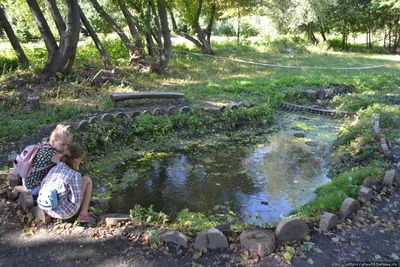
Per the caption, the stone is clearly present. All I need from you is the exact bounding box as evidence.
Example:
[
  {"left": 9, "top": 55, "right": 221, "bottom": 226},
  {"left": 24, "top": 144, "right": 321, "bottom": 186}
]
[
  {"left": 142, "top": 109, "right": 151, "bottom": 115},
  {"left": 8, "top": 169, "right": 21, "bottom": 188},
  {"left": 393, "top": 146, "right": 400, "bottom": 161},
  {"left": 8, "top": 154, "right": 18, "bottom": 163},
  {"left": 274, "top": 218, "right": 309, "bottom": 241},
  {"left": 162, "top": 231, "right": 188, "bottom": 248},
  {"left": 27, "top": 96, "right": 40, "bottom": 111},
  {"left": 194, "top": 228, "right": 228, "bottom": 250},
  {"left": 339, "top": 198, "right": 360, "bottom": 219},
  {"left": 363, "top": 176, "right": 382, "bottom": 188},
  {"left": 77, "top": 120, "right": 89, "bottom": 130},
  {"left": 383, "top": 170, "right": 396, "bottom": 187},
  {"left": 152, "top": 108, "right": 165, "bottom": 116},
  {"left": 18, "top": 192, "right": 34, "bottom": 210},
  {"left": 100, "top": 213, "right": 131, "bottom": 226},
  {"left": 180, "top": 106, "right": 191, "bottom": 113},
  {"left": 294, "top": 133, "right": 306, "bottom": 138},
  {"left": 316, "top": 89, "right": 327, "bottom": 99},
  {"left": 89, "top": 116, "right": 100, "bottom": 124},
  {"left": 381, "top": 144, "right": 392, "bottom": 159},
  {"left": 358, "top": 187, "right": 373, "bottom": 203},
  {"left": 116, "top": 101, "right": 125, "bottom": 108},
  {"left": 215, "top": 223, "right": 232, "bottom": 235},
  {"left": 373, "top": 125, "right": 381, "bottom": 135},
  {"left": 30, "top": 206, "right": 51, "bottom": 224},
  {"left": 101, "top": 113, "right": 114, "bottom": 122},
  {"left": 167, "top": 106, "right": 178, "bottom": 115},
  {"left": 239, "top": 229, "right": 276, "bottom": 257},
  {"left": 305, "top": 141, "right": 319, "bottom": 146},
  {"left": 319, "top": 212, "right": 338, "bottom": 232}
]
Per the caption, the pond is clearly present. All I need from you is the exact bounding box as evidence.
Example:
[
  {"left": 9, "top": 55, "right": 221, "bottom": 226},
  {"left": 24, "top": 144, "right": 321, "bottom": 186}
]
[{"left": 99, "top": 112, "right": 341, "bottom": 223}]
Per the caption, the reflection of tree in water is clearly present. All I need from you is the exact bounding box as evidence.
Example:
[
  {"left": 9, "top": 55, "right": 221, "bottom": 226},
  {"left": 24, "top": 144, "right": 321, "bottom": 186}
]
[{"left": 244, "top": 133, "right": 324, "bottom": 205}]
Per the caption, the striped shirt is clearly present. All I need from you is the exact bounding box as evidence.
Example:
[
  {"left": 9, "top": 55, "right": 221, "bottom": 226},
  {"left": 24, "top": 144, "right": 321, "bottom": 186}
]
[{"left": 40, "top": 162, "right": 83, "bottom": 219}]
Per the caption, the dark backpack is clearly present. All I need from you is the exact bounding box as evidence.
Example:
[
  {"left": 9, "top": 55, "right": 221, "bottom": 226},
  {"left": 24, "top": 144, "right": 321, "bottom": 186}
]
[{"left": 13, "top": 144, "right": 54, "bottom": 179}]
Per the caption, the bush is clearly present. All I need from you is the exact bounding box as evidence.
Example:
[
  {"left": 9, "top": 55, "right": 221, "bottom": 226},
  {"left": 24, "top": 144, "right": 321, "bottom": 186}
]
[
  {"left": 270, "top": 36, "right": 309, "bottom": 54},
  {"left": 240, "top": 21, "right": 260, "bottom": 38},
  {"left": 213, "top": 20, "right": 236, "bottom": 36}
]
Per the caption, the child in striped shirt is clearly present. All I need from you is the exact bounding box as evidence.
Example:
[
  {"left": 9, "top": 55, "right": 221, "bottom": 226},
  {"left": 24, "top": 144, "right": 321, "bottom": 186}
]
[{"left": 39, "top": 144, "right": 94, "bottom": 222}]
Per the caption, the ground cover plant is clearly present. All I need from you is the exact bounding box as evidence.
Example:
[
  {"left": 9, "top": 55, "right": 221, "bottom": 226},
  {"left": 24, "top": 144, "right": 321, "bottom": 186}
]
[{"left": 1, "top": 35, "right": 400, "bottom": 230}]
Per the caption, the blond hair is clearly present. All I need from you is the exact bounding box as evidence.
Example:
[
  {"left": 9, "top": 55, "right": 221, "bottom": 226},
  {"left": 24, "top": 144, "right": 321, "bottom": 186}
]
[{"left": 50, "top": 124, "right": 72, "bottom": 142}]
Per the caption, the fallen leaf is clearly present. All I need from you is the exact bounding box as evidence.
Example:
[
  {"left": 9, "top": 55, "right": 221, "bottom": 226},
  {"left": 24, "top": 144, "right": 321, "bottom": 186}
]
[
  {"left": 391, "top": 253, "right": 399, "bottom": 261},
  {"left": 331, "top": 237, "right": 339, "bottom": 242},
  {"left": 307, "top": 258, "right": 314, "bottom": 265},
  {"left": 283, "top": 252, "right": 292, "bottom": 261}
]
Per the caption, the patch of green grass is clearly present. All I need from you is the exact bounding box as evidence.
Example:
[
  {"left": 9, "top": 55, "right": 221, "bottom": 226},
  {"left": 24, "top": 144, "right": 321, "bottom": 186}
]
[{"left": 294, "top": 161, "right": 390, "bottom": 217}]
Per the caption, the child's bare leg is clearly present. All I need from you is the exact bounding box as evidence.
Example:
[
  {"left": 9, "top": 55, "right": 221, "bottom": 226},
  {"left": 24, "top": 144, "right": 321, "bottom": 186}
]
[{"left": 79, "top": 175, "right": 92, "bottom": 215}]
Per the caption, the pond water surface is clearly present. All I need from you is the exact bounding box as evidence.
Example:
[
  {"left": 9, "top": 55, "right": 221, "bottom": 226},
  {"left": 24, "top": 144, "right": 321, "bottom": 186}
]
[{"left": 101, "top": 113, "right": 341, "bottom": 223}]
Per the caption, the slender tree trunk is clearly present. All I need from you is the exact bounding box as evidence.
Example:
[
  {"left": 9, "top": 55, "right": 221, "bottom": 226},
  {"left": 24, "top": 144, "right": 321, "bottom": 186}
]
[
  {"left": 42, "top": 0, "right": 80, "bottom": 77},
  {"left": 45, "top": 0, "right": 66, "bottom": 37},
  {"left": 150, "top": 0, "right": 162, "bottom": 52},
  {"left": 146, "top": 0, "right": 156, "bottom": 57},
  {"left": 0, "top": 6, "right": 30, "bottom": 68},
  {"left": 192, "top": 0, "right": 214, "bottom": 55},
  {"left": 167, "top": 5, "right": 203, "bottom": 49},
  {"left": 26, "top": 0, "right": 58, "bottom": 56},
  {"left": 236, "top": 8, "right": 240, "bottom": 45},
  {"left": 79, "top": 5, "right": 111, "bottom": 66},
  {"left": 88, "top": 0, "right": 135, "bottom": 56},
  {"left": 116, "top": 0, "right": 144, "bottom": 57},
  {"left": 205, "top": 4, "right": 215, "bottom": 43},
  {"left": 341, "top": 32, "right": 346, "bottom": 50},
  {"left": 156, "top": 0, "right": 170, "bottom": 71},
  {"left": 307, "top": 22, "right": 317, "bottom": 45},
  {"left": 384, "top": 29, "right": 387, "bottom": 48},
  {"left": 368, "top": 31, "right": 372, "bottom": 49},
  {"left": 320, "top": 26, "right": 327, "bottom": 41}
]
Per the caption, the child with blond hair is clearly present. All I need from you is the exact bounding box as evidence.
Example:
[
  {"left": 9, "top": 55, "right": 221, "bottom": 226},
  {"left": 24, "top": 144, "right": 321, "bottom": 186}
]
[{"left": 13, "top": 124, "right": 72, "bottom": 195}]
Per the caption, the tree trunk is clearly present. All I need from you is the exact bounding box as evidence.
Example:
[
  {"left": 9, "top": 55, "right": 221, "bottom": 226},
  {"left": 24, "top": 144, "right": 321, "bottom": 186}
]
[
  {"left": 79, "top": 5, "right": 111, "bottom": 66},
  {"left": 341, "top": 32, "right": 346, "bottom": 50},
  {"left": 205, "top": 4, "right": 215, "bottom": 43},
  {"left": 42, "top": 0, "right": 80, "bottom": 78},
  {"left": 167, "top": 5, "right": 203, "bottom": 49},
  {"left": 307, "top": 22, "right": 317, "bottom": 45},
  {"left": 383, "top": 29, "right": 387, "bottom": 48},
  {"left": 156, "top": 0, "right": 171, "bottom": 71},
  {"left": 192, "top": 0, "right": 214, "bottom": 55},
  {"left": 26, "top": 0, "right": 58, "bottom": 56},
  {"left": 0, "top": 6, "right": 30, "bottom": 68},
  {"left": 146, "top": 0, "right": 156, "bottom": 57},
  {"left": 45, "top": 0, "right": 66, "bottom": 37},
  {"left": 320, "top": 26, "right": 327, "bottom": 41},
  {"left": 88, "top": 0, "right": 135, "bottom": 56},
  {"left": 368, "top": 31, "right": 372, "bottom": 49},
  {"left": 150, "top": 0, "right": 162, "bottom": 52},
  {"left": 116, "top": 0, "right": 144, "bottom": 57},
  {"left": 236, "top": 8, "right": 240, "bottom": 45}
]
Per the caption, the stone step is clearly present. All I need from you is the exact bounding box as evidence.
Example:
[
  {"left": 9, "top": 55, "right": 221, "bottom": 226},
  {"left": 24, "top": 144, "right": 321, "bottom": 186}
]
[{"left": 8, "top": 169, "right": 21, "bottom": 188}]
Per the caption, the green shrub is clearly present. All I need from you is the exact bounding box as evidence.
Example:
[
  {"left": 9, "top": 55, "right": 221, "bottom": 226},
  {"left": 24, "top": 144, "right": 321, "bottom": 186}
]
[
  {"left": 213, "top": 20, "right": 236, "bottom": 36},
  {"left": 240, "top": 21, "right": 260, "bottom": 38}
]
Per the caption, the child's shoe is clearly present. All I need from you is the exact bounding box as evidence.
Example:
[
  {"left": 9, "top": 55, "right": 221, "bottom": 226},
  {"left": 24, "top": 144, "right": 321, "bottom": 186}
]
[{"left": 79, "top": 213, "right": 95, "bottom": 223}]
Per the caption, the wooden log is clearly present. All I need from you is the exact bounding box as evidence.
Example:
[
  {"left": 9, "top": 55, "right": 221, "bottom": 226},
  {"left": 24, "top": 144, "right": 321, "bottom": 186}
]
[
  {"left": 89, "top": 116, "right": 101, "bottom": 124},
  {"left": 116, "top": 101, "right": 125, "bottom": 108},
  {"left": 110, "top": 92, "right": 185, "bottom": 103},
  {"left": 167, "top": 106, "right": 178, "bottom": 115},
  {"left": 27, "top": 96, "right": 40, "bottom": 111}
]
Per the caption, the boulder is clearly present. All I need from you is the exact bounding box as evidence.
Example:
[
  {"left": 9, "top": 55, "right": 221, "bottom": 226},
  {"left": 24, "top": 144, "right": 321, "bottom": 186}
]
[
  {"left": 319, "top": 212, "right": 338, "bottom": 232},
  {"left": 362, "top": 176, "right": 382, "bottom": 188},
  {"left": 239, "top": 229, "right": 276, "bottom": 257},
  {"left": 339, "top": 198, "right": 360, "bottom": 219},
  {"left": 162, "top": 231, "right": 188, "bottom": 248},
  {"left": 100, "top": 213, "right": 131, "bottom": 226},
  {"left": 274, "top": 218, "right": 309, "bottom": 241},
  {"left": 18, "top": 192, "right": 34, "bottom": 210},
  {"left": 383, "top": 170, "right": 396, "bottom": 187},
  {"left": 30, "top": 206, "right": 51, "bottom": 224},
  {"left": 358, "top": 187, "right": 373, "bottom": 203},
  {"left": 381, "top": 144, "right": 392, "bottom": 159},
  {"left": 8, "top": 169, "right": 21, "bottom": 188},
  {"left": 194, "top": 228, "right": 228, "bottom": 250}
]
